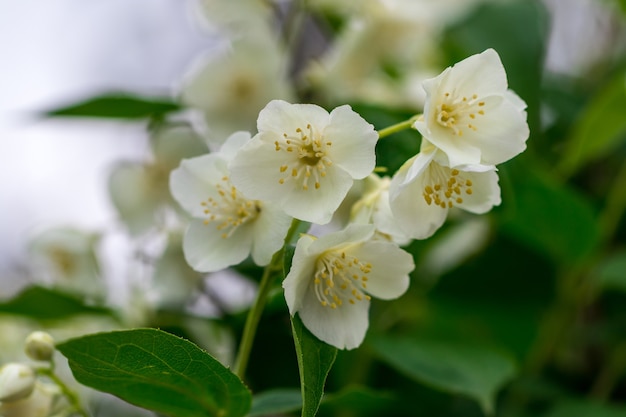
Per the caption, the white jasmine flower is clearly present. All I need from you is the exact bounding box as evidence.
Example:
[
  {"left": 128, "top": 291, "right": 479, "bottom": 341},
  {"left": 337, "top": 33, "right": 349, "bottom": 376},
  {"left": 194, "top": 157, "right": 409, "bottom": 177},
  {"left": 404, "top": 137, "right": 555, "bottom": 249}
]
[
  {"left": 28, "top": 227, "right": 104, "bottom": 301},
  {"left": 0, "top": 382, "right": 62, "bottom": 417},
  {"left": 170, "top": 131, "right": 292, "bottom": 272},
  {"left": 350, "top": 174, "right": 411, "bottom": 245},
  {"left": 181, "top": 39, "right": 294, "bottom": 145},
  {"left": 283, "top": 224, "right": 414, "bottom": 350},
  {"left": 389, "top": 147, "right": 501, "bottom": 240},
  {"left": 414, "top": 48, "right": 529, "bottom": 167},
  {"left": 229, "top": 100, "right": 378, "bottom": 224},
  {"left": 108, "top": 124, "right": 207, "bottom": 235}
]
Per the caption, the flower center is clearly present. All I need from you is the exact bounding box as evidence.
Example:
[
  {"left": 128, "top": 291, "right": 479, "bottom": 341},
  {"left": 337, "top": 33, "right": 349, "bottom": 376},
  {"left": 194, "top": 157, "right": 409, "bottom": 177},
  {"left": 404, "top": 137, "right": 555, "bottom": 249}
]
[
  {"left": 313, "top": 250, "right": 372, "bottom": 309},
  {"left": 200, "top": 175, "right": 261, "bottom": 238},
  {"left": 422, "top": 164, "right": 473, "bottom": 209},
  {"left": 274, "top": 124, "right": 333, "bottom": 191},
  {"left": 435, "top": 93, "right": 486, "bottom": 137}
]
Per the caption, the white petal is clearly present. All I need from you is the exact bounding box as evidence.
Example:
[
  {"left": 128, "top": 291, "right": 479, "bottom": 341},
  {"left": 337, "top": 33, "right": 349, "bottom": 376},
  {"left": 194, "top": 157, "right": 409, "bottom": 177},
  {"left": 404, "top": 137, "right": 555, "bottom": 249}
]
[
  {"left": 414, "top": 119, "right": 482, "bottom": 167},
  {"left": 219, "top": 131, "right": 252, "bottom": 160},
  {"left": 324, "top": 105, "right": 378, "bottom": 179},
  {"left": 183, "top": 219, "right": 253, "bottom": 272},
  {"left": 309, "top": 223, "right": 375, "bottom": 254},
  {"left": 467, "top": 97, "right": 529, "bottom": 165},
  {"left": 347, "top": 241, "right": 413, "bottom": 300},
  {"left": 298, "top": 283, "right": 370, "bottom": 350},
  {"left": 281, "top": 164, "right": 354, "bottom": 224},
  {"left": 251, "top": 204, "right": 293, "bottom": 266},
  {"left": 389, "top": 169, "right": 448, "bottom": 240},
  {"left": 283, "top": 234, "right": 318, "bottom": 314},
  {"left": 457, "top": 169, "right": 501, "bottom": 214},
  {"left": 440, "top": 48, "right": 508, "bottom": 98},
  {"left": 170, "top": 154, "right": 226, "bottom": 217},
  {"left": 257, "top": 100, "right": 330, "bottom": 135}
]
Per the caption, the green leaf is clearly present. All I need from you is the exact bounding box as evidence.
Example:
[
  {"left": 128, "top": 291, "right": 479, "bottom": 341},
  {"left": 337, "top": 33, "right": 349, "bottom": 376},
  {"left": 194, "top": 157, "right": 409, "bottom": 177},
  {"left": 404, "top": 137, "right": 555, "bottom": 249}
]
[
  {"left": 596, "top": 250, "right": 626, "bottom": 292},
  {"left": 319, "top": 385, "right": 398, "bottom": 417},
  {"left": 370, "top": 335, "right": 517, "bottom": 415},
  {"left": 0, "top": 286, "right": 113, "bottom": 320},
  {"left": 44, "top": 93, "right": 181, "bottom": 119},
  {"left": 56, "top": 328, "right": 251, "bottom": 417},
  {"left": 546, "top": 399, "right": 626, "bottom": 417},
  {"left": 499, "top": 163, "right": 600, "bottom": 265},
  {"left": 248, "top": 389, "right": 302, "bottom": 417},
  {"left": 559, "top": 71, "right": 626, "bottom": 176},
  {"left": 291, "top": 314, "right": 338, "bottom": 417}
]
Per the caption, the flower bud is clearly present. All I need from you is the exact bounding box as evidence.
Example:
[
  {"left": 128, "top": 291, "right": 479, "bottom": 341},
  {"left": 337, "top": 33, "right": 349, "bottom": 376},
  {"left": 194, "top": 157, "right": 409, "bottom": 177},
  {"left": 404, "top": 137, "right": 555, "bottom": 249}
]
[
  {"left": 24, "top": 331, "right": 55, "bottom": 362},
  {"left": 0, "top": 363, "right": 36, "bottom": 403}
]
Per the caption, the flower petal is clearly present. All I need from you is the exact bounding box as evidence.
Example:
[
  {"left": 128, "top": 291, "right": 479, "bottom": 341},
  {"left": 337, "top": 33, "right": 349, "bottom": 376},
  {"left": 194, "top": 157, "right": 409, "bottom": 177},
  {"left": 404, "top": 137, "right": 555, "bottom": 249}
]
[
  {"left": 299, "top": 282, "right": 370, "bottom": 350},
  {"left": 324, "top": 105, "right": 378, "bottom": 179},
  {"left": 251, "top": 204, "right": 293, "bottom": 266},
  {"left": 389, "top": 165, "right": 448, "bottom": 240},
  {"left": 347, "top": 241, "right": 413, "bottom": 300},
  {"left": 257, "top": 100, "right": 330, "bottom": 135},
  {"left": 283, "top": 234, "right": 318, "bottom": 314},
  {"left": 183, "top": 219, "right": 253, "bottom": 272},
  {"left": 170, "top": 154, "right": 226, "bottom": 217},
  {"left": 457, "top": 169, "right": 501, "bottom": 214}
]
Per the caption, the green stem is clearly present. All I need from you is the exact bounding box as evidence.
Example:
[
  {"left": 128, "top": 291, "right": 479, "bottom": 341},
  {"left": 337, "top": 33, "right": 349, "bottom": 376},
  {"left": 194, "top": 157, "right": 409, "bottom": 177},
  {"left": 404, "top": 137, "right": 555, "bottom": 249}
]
[
  {"left": 234, "top": 219, "right": 302, "bottom": 378},
  {"left": 590, "top": 341, "right": 626, "bottom": 401},
  {"left": 38, "top": 363, "right": 89, "bottom": 417},
  {"left": 377, "top": 115, "right": 421, "bottom": 139}
]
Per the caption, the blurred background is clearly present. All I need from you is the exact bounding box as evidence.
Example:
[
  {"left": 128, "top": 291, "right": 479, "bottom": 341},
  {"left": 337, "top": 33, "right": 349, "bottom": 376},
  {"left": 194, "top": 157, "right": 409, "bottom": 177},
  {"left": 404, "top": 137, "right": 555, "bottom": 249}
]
[{"left": 1, "top": 0, "right": 626, "bottom": 415}]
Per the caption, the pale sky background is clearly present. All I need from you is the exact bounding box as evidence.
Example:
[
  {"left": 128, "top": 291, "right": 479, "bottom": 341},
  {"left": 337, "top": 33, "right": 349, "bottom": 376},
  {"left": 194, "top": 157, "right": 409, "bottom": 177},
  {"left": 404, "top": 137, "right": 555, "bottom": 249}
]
[
  {"left": 0, "top": 0, "right": 622, "bottom": 281},
  {"left": 0, "top": 0, "right": 217, "bottom": 272}
]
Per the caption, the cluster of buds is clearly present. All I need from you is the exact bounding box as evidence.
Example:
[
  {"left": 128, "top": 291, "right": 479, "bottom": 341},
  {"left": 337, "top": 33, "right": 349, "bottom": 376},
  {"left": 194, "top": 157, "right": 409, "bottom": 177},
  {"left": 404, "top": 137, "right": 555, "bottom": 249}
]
[{"left": 0, "top": 332, "right": 64, "bottom": 417}]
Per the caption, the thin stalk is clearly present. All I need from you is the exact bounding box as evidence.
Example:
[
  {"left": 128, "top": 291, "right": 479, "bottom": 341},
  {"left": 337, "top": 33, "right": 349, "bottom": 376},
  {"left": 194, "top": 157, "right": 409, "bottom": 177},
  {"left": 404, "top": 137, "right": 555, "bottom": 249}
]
[
  {"left": 233, "top": 219, "right": 301, "bottom": 378},
  {"left": 377, "top": 115, "right": 421, "bottom": 139},
  {"left": 38, "top": 363, "right": 89, "bottom": 417}
]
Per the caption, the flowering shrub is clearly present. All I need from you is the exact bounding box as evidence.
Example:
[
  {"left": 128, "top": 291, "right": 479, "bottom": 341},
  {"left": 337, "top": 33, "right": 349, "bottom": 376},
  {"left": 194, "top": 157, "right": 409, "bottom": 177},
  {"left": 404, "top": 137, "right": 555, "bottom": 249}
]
[{"left": 3, "top": 1, "right": 626, "bottom": 417}]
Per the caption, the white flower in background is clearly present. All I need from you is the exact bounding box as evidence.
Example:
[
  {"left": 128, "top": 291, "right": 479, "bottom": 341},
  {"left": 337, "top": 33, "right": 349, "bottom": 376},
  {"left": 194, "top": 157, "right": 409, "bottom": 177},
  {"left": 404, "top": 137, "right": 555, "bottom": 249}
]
[
  {"left": 0, "top": 381, "right": 63, "bottom": 417},
  {"left": 283, "top": 224, "right": 414, "bottom": 349},
  {"left": 306, "top": 16, "right": 440, "bottom": 110},
  {"left": 170, "top": 131, "right": 292, "bottom": 272},
  {"left": 350, "top": 174, "right": 411, "bottom": 245},
  {"left": 28, "top": 227, "right": 104, "bottom": 301},
  {"left": 229, "top": 100, "right": 378, "bottom": 224},
  {"left": 389, "top": 146, "right": 501, "bottom": 240},
  {"left": 108, "top": 124, "right": 207, "bottom": 235},
  {"left": 414, "top": 48, "right": 529, "bottom": 167},
  {"left": 0, "top": 364, "right": 36, "bottom": 403},
  {"left": 196, "top": 0, "right": 276, "bottom": 39},
  {"left": 181, "top": 39, "right": 294, "bottom": 145}
]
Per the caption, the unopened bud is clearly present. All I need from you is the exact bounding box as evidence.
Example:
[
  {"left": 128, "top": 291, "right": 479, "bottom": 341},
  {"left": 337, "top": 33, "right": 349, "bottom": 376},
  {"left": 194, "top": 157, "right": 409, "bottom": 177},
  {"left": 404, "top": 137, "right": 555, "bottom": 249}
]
[
  {"left": 24, "top": 332, "right": 55, "bottom": 362},
  {"left": 0, "top": 363, "right": 36, "bottom": 403}
]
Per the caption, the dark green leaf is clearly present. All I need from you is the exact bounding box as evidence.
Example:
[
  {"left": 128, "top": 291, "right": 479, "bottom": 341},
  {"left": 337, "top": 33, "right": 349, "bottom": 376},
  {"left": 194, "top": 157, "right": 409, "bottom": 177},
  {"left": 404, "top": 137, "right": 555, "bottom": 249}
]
[
  {"left": 547, "top": 399, "right": 626, "bottom": 417},
  {"left": 44, "top": 93, "right": 180, "bottom": 119},
  {"left": 319, "top": 385, "right": 398, "bottom": 417},
  {"left": 0, "top": 286, "right": 113, "bottom": 320},
  {"left": 370, "top": 335, "right": 517, "bottom": 415},
  {"left": 558, "top": 71, "right": 626, "bottom": 176},
  {"left": 499, "top": 162, "right": 600, "bottom": 265},
  {"left": 291, "top": 314, "right": 338, "bottom": 417},
  {"left": 248, "top": 389, "right": 302, "bottom": 417},
  {"left": 57, "top": 329, "right": 251, "bottom": 417}
]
